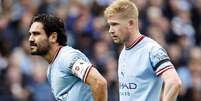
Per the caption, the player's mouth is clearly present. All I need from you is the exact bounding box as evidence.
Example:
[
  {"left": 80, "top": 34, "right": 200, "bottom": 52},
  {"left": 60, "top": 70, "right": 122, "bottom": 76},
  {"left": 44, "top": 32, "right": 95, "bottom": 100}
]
[
  {"left": 111, "top": 36, "right": 118, "bottom": 40},
  {"left": 30, "top": 46, "right": 37, "bottom": 49},
  {"left": 30, "top": 43, "right": 37, "bottom": 48}
]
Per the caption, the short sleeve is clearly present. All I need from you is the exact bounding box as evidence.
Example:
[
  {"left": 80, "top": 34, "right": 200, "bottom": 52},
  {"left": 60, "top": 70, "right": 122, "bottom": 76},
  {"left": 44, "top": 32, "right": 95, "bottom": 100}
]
[
  {"left": 68, "top": 52, "right": 92, "bottom": 82},
  {"left": 150, "top": 46, "right": 174, "bottom": 76}
]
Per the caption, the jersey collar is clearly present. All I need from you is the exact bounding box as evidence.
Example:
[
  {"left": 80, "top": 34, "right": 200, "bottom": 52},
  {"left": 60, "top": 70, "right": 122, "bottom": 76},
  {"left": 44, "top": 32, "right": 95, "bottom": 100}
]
[
  {"left": 48, "top": 46, "right": 63, "bottom": 64},
  {"left": 125, "top": 35, "right": 144, "bottom": 50}
]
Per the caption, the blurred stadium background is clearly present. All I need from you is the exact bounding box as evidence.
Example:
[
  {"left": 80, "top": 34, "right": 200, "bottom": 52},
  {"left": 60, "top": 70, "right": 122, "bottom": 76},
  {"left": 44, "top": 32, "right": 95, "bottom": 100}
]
[{"left": 0, "top": 0, "right": 201, "bottom": 101}]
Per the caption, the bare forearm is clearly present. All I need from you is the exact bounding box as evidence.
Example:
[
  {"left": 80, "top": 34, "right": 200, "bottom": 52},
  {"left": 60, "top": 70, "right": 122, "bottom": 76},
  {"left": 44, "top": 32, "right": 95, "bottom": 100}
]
[
  {"left": 91, "top": 81, "right": 108, "bottom": 101},
  {"left": 162, "top": 82, "right": 181, "bottom": 101},
  {"left": 160, "top": 68, "right": 182, "bottom": 101},
  {"left": 86, "top": 67, "right": 108, "bottom": 101}
]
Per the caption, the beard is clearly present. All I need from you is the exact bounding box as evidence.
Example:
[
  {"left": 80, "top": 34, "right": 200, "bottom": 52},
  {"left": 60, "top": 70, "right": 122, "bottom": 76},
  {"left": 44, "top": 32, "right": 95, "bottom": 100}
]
[
  {"left": 113, "top": 38, "right": 124, "bottom": 45},
  {"left": 31, "top": 48, "right": 49, "bottom": 56},
  {"left": 30, "top": 42, "right": 50, "bottom": 56}
]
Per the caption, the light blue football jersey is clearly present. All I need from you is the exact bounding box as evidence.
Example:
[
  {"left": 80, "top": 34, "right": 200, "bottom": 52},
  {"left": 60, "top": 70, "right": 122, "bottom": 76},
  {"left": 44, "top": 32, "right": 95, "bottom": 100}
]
[
  {"left": 47, "top": 46, "right": 94, "bottom": 101},
  {"left": 118, "top": 35, "right": 174, "bottom": 101}
]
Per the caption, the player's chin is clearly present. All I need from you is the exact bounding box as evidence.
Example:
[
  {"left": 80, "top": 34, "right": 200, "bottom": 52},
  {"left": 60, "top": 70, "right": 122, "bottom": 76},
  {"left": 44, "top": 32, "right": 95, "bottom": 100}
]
[
  {"left": 30, "top": 51, "right": 39, "bottom": 55},
  {"left": 113, "top": 40, "right": 120, "bottom": 44},
  {"left": 30, "top": 48, "right": 38, "bottom": 55}
]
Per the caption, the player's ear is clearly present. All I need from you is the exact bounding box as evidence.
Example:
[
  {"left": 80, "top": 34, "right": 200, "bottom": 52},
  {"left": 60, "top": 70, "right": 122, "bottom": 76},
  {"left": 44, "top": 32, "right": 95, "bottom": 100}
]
[
  {"left": 128, "top": 19, "right": 134, "bottom": 26},
  {"left": 128, "top": 19, "right": 137, "bottom": 29},
  {"left": 49, "top": 32, "right": 58, "bottom": 43}
]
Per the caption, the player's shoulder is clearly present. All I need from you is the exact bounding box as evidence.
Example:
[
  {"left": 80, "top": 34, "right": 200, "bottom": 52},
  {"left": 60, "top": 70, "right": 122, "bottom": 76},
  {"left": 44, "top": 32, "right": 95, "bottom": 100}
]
[
  {"left": 143, "top": 36, "right": 163, "bottom": 50},
  {"left": 143, "top": 37, "right": 168, "bottom": 57},
  {"left": 56, "top": 46, "right": 89, "bottom": 67},
  {"left": 61, "top": 46, "right": 80, "bottom": 54},
  {"left": 60, "top": 46, "right": 87, "bottom": 60}
]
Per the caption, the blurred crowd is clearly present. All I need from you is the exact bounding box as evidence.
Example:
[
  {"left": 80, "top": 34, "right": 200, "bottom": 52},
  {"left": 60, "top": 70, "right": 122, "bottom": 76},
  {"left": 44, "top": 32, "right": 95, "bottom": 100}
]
[{"left": 0, "top": 0, "right": 201, "bottom": 101}]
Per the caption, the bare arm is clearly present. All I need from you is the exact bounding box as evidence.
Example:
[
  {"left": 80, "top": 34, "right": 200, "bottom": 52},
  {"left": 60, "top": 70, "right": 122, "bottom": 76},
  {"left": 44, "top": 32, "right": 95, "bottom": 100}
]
[
  {"left": 160, "top": 68, "right": 182, "bottom": 101},
  {"left": 85, "top": 67, "right": 108, "bottom": 101}
]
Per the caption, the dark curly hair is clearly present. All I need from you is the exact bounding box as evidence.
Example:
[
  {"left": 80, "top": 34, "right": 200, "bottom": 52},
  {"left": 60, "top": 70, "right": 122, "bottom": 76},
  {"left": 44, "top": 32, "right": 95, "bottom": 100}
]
[{"left": 30, "top": 14, "right": 67, "bottom": 46}]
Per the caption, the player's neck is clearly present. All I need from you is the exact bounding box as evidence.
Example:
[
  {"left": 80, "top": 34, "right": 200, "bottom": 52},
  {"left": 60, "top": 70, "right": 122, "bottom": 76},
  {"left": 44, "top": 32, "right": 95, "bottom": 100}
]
[
  {"left": 125, "top": 32, "right": 142, "bottom": 49},
  {"left": 44, "top": 44, "right": 62, "bottom": 64}
]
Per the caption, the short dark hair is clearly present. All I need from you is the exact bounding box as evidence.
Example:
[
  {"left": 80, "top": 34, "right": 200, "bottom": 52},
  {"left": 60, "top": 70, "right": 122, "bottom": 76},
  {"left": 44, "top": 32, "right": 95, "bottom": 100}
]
[{"left": 30, "top": 14, "right": 67, "bottom": 46}]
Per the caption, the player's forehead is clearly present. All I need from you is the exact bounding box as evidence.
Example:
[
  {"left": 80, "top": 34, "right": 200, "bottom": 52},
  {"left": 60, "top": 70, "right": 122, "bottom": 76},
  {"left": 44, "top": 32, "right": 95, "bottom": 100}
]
[
  {"left": 107, "top": 15, "right": 122, "bottom": 23},
  {"left": 107, "top": 19, "right": 120, "bottom": 24},
  {"left": 29, "top": 22, "right": 44, "bottom": 32},
  {"left": 107, "top": 15, "right": 129, "bottom": 26}
]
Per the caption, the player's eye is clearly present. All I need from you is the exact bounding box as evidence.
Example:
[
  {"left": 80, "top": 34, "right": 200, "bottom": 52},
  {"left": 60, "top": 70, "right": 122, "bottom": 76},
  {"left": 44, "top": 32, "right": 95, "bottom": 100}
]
[
  {"left": 105, "top": 24, "right": 110, "bottom": 30},
  {"left": 110, "top": 22, "right": 119, "bottom": 26},
  {"left": 28, "top": 32, "right": 31, "bottom": 36},
  {"left": 33, "top": 32, "right": 40, "bottom": 35}
]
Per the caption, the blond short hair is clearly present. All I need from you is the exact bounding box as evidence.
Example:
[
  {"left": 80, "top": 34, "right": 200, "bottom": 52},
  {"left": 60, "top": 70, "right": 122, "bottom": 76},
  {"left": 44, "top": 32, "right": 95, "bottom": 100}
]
[{"left": 104, "top": 0, "right": 139, "bottom": 19}]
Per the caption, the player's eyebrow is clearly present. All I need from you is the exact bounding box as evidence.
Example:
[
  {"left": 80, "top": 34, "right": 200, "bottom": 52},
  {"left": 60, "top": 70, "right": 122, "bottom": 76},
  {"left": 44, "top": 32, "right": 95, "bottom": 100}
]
[
  {"left": 109, "top": 22, "right": 119, "bottom": 26},
  {"left": 29, "top": 31, "right": 41, "bottom": 36}
]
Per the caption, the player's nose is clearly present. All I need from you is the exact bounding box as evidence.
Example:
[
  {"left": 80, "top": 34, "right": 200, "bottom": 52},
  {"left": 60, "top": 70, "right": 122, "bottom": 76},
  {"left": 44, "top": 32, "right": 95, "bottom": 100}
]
[
  {"left": 109, "top": 26, "right": 115, "bottom": 34},
  {"left": 28, "top": 34, "right": 34, "bottom": 42}
]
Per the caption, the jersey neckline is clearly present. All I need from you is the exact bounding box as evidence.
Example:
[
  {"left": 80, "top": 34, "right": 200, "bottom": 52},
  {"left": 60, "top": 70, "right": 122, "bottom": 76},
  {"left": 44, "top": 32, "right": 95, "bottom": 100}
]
[
  {"left": 49, "top": 46, "right": 63, "bottom": 64},
  {"left": 125, "top": 35, "right": 144, "bottom": 50}
]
